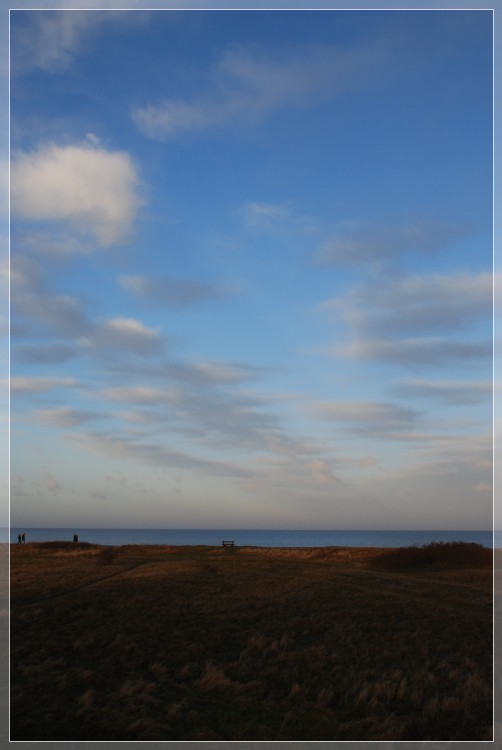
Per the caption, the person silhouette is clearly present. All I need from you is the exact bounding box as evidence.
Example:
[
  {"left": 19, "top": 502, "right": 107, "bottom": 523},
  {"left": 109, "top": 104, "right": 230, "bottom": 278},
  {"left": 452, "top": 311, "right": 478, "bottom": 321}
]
[
  {"left": 21, "top": 533, "right": 25, "bottom": 544},
  {"left": 17, "top": 534, "right": 21, "bottom": 544}
]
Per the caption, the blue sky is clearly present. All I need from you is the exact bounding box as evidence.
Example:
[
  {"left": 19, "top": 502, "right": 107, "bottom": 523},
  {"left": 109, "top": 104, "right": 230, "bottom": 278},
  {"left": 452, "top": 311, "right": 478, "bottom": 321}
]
[{"left": 8, "top": 9, "right": 493, "bottom": 530}]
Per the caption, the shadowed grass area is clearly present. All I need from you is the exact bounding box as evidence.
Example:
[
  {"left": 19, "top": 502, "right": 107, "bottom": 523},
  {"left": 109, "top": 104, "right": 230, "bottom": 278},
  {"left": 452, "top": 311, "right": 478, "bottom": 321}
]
[
  {"left": 10, "top": 542, "right": 492, "bottom": 741},
  {"left": 371, "top": 541, "right": 493, "bottom": 571}
]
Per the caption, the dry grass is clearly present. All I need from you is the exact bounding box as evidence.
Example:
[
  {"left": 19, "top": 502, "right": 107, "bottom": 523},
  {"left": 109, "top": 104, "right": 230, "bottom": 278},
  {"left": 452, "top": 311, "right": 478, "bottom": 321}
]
[{"left": 10, "top": 542, "right": 493, "bottom": 741}]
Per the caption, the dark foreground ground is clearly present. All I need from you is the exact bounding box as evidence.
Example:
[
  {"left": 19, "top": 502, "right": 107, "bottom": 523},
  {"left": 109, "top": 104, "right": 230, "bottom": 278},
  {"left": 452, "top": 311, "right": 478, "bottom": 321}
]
[{"left": 10, "top": 542, "right": 493, "bottom": 741}]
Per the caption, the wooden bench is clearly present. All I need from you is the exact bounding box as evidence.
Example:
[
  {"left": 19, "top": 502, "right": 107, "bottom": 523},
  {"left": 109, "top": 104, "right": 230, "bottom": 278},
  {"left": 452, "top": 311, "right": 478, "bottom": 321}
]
[{"left": 221, "top": 540, "right": 235, "bottom": 547}]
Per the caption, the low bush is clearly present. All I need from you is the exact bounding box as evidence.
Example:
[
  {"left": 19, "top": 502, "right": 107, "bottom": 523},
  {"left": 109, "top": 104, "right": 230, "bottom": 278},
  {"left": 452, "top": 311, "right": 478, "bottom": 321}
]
[{"left": 371, "top": 541, "right": 492, "bottom": 571}]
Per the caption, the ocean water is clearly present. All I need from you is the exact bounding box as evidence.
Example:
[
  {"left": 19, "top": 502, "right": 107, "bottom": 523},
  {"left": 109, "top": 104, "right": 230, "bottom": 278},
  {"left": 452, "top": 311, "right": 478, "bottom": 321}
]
[{"left": 7, "top": 527, "right": 494, "bottom": 548}]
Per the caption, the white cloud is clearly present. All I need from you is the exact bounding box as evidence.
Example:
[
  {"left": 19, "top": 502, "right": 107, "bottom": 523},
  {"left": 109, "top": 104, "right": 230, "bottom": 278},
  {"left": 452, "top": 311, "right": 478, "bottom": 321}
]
[
  {"left": 11, "top": 143, "right": 141, "bottom": 245},
  {"left": 11, "top": 376, "right": 76, "bottom": 395},
  {"left": 85, "top": 317, "right": 161, "bottom": 355},
  {"left": 101, "top": 318, "right": 156, "bottom": 338}
]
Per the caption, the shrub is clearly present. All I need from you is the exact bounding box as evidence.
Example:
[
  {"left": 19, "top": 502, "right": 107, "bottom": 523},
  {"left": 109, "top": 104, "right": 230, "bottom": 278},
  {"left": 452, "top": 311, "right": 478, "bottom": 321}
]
[{"left": 371, "top": 542, "right": 492, "bottom": 571}]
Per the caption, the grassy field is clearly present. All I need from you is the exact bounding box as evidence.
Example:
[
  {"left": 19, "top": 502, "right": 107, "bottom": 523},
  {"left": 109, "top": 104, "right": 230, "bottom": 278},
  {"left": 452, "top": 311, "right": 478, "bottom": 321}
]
[{"left": 10, "top": 541, "right": 493, "bottom": 741}]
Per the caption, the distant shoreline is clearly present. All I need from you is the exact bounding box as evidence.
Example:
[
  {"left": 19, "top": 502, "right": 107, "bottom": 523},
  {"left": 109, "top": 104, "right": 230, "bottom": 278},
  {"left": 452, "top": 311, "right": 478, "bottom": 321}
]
[{"left": 5, "top": 527, "right": 494, "bottom": 549}]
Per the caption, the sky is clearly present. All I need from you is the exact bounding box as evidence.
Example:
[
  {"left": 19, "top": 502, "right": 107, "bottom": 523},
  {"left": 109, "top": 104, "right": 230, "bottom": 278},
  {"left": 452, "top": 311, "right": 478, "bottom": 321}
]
[{"left": 8, "top": 8, "right": 494, "bottom": 531}]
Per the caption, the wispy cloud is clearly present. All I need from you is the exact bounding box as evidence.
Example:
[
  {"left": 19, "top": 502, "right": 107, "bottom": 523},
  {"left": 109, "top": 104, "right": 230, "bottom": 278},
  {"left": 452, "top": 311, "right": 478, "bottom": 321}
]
[
  {"left": 11, "top": 257, "right": 89, "bottom": 339},
  {"left": 322, "top": 272, "right": 492, "bottom": 336},
  {"left": 240, "top": 201, "right": 291, "bottom": 229},
  {"left": 132, "top": 38, "right": 394, "bottom": 140},
  {"left": 0, "top": 159, "right": 8, "bottom": 216},
  {"left": 100, "top": 386, "right": 169, "bottom": 405},
  {"left": 65, "top": 430, "right": 253, "bottom": 479},
  {"left": 312, "top": 399, "right": 419, "bottom": 437},
  {"left": 168, "top": 388, "right": 277, "bottom": 449},
  {"left": 119, "top": 275, "right": 224, "bottom": 307},
  {"left": 249, "top": 432, "right": 342, "bottom": 497},
  {"left": 11, "top": 143, "right": 141, "bottom": 245},
  {"left": 338, "top": 337, "right": 492, "bottom": 368},
  {"left": 323, "top": 271, "right": 493, "bottom": 368},
  {"left": 41, "top": 467, "right": 62, "bottom": 495},
  {"left": 11, "top": 254, "right": 164, "bottom": 360},
  {"left": 13, "top": 343, "right": 78, "bottom": 365},
  {"left": 474, "top": 481, "right": 492, "bottom": 494},
  {"left": 394, "top": 378, "right": 493, "bottom": 405},
  {"left": 10, "top": 9, "right": 144, "bottom": 74},
  {"left": 37, "top": 406, "right": 101, "bottom": 428},
  {"left": 316, "top": 219, "right": 473, "bottom": 266},
  {"left": 347, "top": 434, "right": 492, "bottom": 529},
  {"left": 96, "top": 354, "right": 278, "bottom": 450},
  {"left": 308, "top": 459, "right": 339, "bottom": 487},
  {"left": 190, "top": 361, "right": 262, "bottom": 385},
  {"left": 11, "top": 10, "right": 98, "bottom": 73},
  {"left": 85, "top": 317, "right": 162, "bottom": 356},
  {"left": 11, "top": 376, "right": 77, "bottom": 395}
]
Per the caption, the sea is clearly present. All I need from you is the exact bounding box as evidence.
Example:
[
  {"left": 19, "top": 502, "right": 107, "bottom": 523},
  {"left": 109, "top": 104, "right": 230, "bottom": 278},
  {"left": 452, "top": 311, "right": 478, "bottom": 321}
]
[{"left": 5, "top": 527, "right": 496, "bottom": 548}]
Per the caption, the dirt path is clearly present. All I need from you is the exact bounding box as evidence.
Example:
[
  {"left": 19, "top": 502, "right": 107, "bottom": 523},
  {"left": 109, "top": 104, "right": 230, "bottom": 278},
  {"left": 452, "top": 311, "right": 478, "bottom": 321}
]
[{"left": 14, "top": 562, "right": 148, "bottom": 608}]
